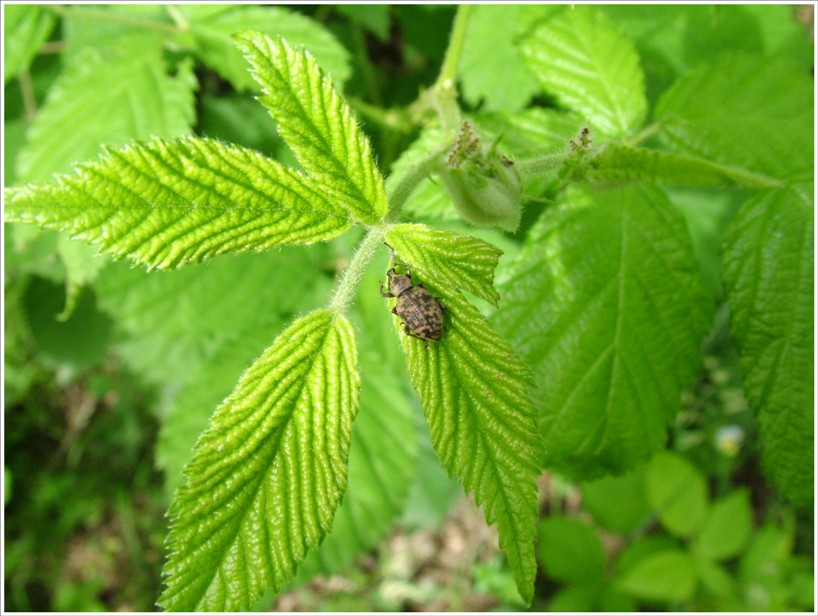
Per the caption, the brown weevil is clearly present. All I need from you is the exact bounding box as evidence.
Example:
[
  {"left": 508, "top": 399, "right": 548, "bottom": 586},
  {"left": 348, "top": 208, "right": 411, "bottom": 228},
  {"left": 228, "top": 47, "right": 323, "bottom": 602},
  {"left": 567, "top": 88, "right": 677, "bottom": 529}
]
[{"left": 380, "top": 243, "right": 445, "bottom": 342}]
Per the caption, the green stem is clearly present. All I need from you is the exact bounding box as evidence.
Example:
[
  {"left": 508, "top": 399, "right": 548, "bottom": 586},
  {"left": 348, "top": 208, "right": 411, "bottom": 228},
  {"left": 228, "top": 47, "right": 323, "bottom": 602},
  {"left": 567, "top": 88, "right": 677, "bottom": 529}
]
[
  {"left": 328, "top": 226, "right": 388, "bottom": 314},
  {"left": 514, "top": 152, "right": 566, "bottom": 179},
  {"left": 625, "top": 122, "right": 661, "bottom": 147},
  {"left": 328, "top": 145, "right": 451, "bottom": 314},
  {"left": 49, "top": 5, "right": 180, "bottom": 35},
  {"left": 348, "top": 97, "right": 414, "bottom": 134},
  {"left": 434, "top": 5, "right": 473, "bottom": 89},
  {"left": 428, "top": 5, "right": 473, "bottom": 135},
  {"left": 386, "top": 146, "right": 449, "bottom": 220}
]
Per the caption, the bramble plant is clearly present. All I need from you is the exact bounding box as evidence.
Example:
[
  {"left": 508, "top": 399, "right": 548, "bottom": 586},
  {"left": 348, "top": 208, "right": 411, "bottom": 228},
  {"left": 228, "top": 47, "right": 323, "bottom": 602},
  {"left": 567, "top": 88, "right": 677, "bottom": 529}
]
[{"left": 4, "top": 4, "right": 813, "bottom": 611}]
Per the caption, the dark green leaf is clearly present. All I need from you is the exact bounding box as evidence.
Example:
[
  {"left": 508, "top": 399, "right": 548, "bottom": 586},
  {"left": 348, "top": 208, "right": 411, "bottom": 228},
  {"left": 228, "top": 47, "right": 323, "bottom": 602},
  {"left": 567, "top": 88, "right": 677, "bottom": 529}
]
[
  {"left": 494, "top": 184, "right": 713, "bottom": 478},
  {"left": 722, "top": 185, "right": 814, "bottom": 509},
  {"left": 538, "top": 517, "right": 606, "bottom": 582}
]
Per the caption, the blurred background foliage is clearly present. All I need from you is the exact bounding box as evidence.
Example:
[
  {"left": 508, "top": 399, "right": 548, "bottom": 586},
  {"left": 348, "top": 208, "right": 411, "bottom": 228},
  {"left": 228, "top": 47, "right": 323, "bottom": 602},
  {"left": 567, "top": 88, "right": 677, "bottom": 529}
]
[{"left": 4, "top": 3, "right": 814, "bottom": 611}]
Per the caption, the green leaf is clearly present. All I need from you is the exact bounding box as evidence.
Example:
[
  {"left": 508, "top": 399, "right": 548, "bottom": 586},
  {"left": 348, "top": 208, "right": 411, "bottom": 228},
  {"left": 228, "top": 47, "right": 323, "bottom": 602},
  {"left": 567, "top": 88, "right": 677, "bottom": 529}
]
[
  {"left": 581, "top": 467, "right": 651, "bottom": 534},
  {"left": 158, "top": 310, "right": 360, "bottom": 611},
  {"left": 16, "top": 42, "right": 196, "bottom": 183},
  {"left": 722, "top": 185, "right": 814, "bottom": 509},
  {"left": 616, "top": 549, "right": 697, "bottom": 603},
  {"left": 156, "top": 322, "right": 288, "bottom": 497},
  {"left": 386, "top": 223, "right": 502, "bottom": 307},
  {"left": 520, "top": 6, "right": 647, "bottom": 138},
  {"left": 334, "top": 5, "right": 391, "bottom": 41},
  {"left": 180, "top": 5, "right": 351, "bottom": 92},
  {"left": 4, "top": 4, "right": 56, "bottom": 83},
  {"left": 494, "top": 185, "right": 713, "bottom": 478},
  {"left": 548, "top": 581, "right": 604, "bottom": 612},
  {"left": 656, "top": 53, "right": 813, "bottom": 180},
  {"left": 5, "top": 136, "right": 352, "bottom": 269},
  {"left": 538, "top": 517, "right": 606, "bottom": 582},
  {"left": 298, "top": 349, "right": 416, "bottom": 578},
  {"left": 390, "top": 285, "right": 540, "bottom": 603},
  {"left": 459, "top": 5, "right": 542, "bottom": 112},
  {"left": 234, "top": 31, "right": 388, "bottom": 224},
  {"left": 645, "top": 451, "right": 708, "bottom": 538},
  {"left": 695, "top": 558, "right": 736, "bottom": 599},
  {"left": 97, "top": 250, "right": 324, "bottom": 387},
  {"left": 694, "top": 489, "right": 752, "bottom": 561},
  {"left": 298, "top": 267, "right": 417, "bottom": 578},
  {"left": 54, "top": 235, "right": 106, "bottom": 320}
]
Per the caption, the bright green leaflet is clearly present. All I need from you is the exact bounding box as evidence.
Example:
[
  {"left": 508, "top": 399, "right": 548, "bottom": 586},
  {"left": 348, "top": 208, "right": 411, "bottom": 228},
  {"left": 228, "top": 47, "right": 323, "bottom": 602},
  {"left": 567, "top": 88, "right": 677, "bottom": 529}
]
[
  {"left": 382, "top": 229, "right": 540, "bottom": 603},
  {"left": 386, "top": 223, "right": 502, "bottom": 306},
  {"left": 234, "top": 31, "right": 388, "bottom": 224},
  {"left": 5, "top": 137, "right": 352, "bottom": 270},
  {"left": 16, "top": 42, "right": 196, "bottom": 183},
  {"left": 645, "top": 451, "right": 708, "bottom": 538},
  {"left": 617, "top": 549, "right": 697, "bottom": 603},
  {"left": 158, "top": 310, "right": 359, "bottom": 611}
]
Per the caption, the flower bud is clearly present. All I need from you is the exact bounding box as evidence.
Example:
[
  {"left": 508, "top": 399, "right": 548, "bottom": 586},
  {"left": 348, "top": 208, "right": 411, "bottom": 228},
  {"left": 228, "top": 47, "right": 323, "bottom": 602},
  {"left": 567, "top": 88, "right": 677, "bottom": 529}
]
[{"left": 438, "top": 122, "right": 523, "bottom": 232}]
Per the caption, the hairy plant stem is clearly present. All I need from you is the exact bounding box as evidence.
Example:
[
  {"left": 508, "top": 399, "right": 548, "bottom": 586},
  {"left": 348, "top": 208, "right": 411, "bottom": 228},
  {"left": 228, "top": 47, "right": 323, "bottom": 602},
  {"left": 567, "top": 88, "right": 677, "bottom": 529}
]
[
  {"left": 327, "top": 225, "right": 387, "bottom": 315},
  {"left": 514, "top": 152, "right": 566, "bottom": 179},
  {"left": 385, "top": 147, "right": 449, "bottom": 221},
  {"left": 329, "top": 146, "right": 449, "bottom": 315}
]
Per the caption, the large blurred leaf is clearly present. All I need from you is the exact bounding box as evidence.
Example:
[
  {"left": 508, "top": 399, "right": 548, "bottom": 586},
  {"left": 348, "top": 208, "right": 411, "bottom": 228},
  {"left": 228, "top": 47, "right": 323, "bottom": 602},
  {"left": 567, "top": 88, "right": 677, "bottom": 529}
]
[
  {"left": 16, "top": 42, "right": 196, "bottom": 183},
  {"left": 520, "top": 6, "right": 647, "bottom": 138},
  {"left": 722, "top": 185, "right": 814, "bottom": 509},
  {"left": 459, "top": 5, "right": 544, "bottom": 112},
  {"left": 494, "top": 184, "right": 713, "bottom": 478},
  {"left": 179, "top": 5, "right": 351, "bottom": 91},
  {"left": 656, "top": 53, "right": 813, "bottom": 180},
  {"left": 97, "top": 250, "right": 323, "bottom": 387},
  {"left": 4, "top": 4, "right": 56, "bottom": 83}
]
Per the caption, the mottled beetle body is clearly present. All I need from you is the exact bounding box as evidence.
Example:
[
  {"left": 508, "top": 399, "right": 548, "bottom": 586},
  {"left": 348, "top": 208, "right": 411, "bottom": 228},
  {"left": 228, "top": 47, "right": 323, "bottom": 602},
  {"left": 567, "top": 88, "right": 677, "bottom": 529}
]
[{"left": 380, "top": 245, "right": 445, "bottom": 342}]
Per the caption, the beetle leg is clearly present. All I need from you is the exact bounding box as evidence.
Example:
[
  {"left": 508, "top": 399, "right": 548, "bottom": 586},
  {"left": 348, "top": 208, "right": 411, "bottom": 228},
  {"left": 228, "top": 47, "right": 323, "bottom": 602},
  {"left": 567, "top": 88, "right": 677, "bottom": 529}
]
[
  {"left": 391, "top": 307, "right": 397, "bottom": 314},
  {"left": 379, "top": 281, "right": 394, "bottom": 298}
]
